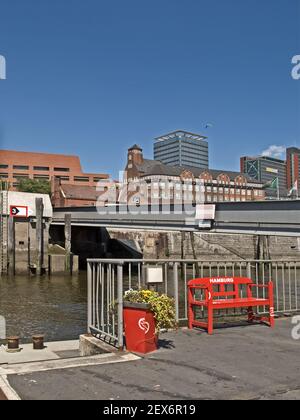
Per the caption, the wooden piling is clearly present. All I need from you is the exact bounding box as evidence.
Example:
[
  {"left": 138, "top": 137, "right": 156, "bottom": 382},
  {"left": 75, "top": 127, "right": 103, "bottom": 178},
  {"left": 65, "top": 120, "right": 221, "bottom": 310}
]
[
  {"left": 8, "top": 216, "right": 14, "bottom": 276},
  {"left": 64, "top": 214, "right": 72, "bottom": 274},
  {"left": 36, "top": 198, "right": 44, "bottom": 276}
]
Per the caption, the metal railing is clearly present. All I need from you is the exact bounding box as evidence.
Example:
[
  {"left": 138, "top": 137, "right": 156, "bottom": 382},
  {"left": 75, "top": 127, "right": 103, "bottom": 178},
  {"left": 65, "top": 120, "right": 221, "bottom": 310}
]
[
  {"left": 87, "top": 259, "right": 300, "bottom": 348},
  {"left": 0, "top": 188, "right": 9, "bottom": 276}
]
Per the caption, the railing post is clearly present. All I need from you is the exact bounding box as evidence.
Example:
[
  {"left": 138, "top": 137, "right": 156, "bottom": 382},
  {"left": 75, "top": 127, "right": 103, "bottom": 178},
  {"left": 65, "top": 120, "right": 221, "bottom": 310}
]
[
  {"left": 246, "top": 262, "right": 252, "bottom": 279},
  {"left": 87, "top": 261, "right": 92, "bottom": 333},
  {"left": 117, "top": 263, "right": 124, "bottom": 350},
  {"left": 173, "top": 262, "right": 179, "bottom": 322}
]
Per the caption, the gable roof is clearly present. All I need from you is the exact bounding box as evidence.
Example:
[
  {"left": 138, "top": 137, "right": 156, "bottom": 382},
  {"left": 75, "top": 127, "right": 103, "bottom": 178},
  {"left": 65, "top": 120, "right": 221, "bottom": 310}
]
[
  {"left": 135, "top": 159, "right": 260, "bottom": 183},
  {"left": 60, "top": 184, "right": 106, "bottom": 200}
]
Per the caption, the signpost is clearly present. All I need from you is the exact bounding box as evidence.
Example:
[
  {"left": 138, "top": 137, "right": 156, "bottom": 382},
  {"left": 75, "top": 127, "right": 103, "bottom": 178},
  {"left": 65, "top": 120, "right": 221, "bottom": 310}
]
[{"left": 10, "top": 206, "right": 28, "bottom": 218}]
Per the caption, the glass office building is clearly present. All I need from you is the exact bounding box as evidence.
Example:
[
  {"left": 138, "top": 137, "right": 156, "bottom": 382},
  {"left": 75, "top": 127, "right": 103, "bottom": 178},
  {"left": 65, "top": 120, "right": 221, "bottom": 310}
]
[
  {"left": 154, "top": 130, "right": 209, "bottom": 169},
  {"left": 240, "top": 155, "right": 287, "bottom": 198}
]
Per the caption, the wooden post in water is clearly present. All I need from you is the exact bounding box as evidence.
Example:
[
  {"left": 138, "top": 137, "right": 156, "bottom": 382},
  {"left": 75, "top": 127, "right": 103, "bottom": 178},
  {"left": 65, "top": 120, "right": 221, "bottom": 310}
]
[
  {"left": 8, "top": 216, "right": 15, "bottom": 276},
  {"left": 36, "top": 198, "right": 44, "bottom": 276},
  {"left": 65, "top": 214, "right": 72, "bottom": 274}
]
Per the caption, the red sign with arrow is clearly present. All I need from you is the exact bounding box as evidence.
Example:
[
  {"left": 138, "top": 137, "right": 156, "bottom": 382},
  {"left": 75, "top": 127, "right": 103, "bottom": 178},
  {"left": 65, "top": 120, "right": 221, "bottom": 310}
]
[{"left": 10, "top": 205, "right": 28, "bottom": 218}]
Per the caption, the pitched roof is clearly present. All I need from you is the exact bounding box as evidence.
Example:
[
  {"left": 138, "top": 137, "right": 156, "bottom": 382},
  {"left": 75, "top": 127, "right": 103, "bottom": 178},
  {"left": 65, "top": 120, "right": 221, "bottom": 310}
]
[
  {"left": 136, "top": 159, "right": 260, "bottom": 183},
  {"left": 60, "top": 184, "right": 106, "bottom": 200},
  {"left": 128, "top": 144, "right": 143, "bottom": 151}
]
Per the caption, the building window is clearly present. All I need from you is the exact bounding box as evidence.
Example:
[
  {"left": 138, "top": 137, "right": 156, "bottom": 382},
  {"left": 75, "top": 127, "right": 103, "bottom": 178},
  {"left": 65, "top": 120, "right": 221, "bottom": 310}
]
[
  {"left": 0, "top": 173, "right": 8, "bottom": 178},
  {"left": 54, "top": 167, "right": 70, "bottom": 172},
  {"left": 33, "top": 166, "right": 49, "bottom": 171},
  {"left": 74, "top": 176, "right": 89, "bottom": 182},
  {"left": 13, "top": 173, "right": 29, "bottom": 179},
  {"left": 55, "top": 176, "right": 69, "bottom": 181},
  {"left": 206, "top": 195, "right": 212, "bottom": 202},
  {"left": 34, "top": 175, "right": 50, "bottom": 180},
  {"left": 13, "top": 165, "right": 29, "bottom": 170},
  {"left": 0, "top": 164, "right": 8, "bottom": 169}
]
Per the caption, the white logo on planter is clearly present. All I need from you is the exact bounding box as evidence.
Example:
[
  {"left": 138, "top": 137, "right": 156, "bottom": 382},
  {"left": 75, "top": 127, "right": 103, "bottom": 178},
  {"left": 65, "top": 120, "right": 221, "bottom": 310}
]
[{"left": 138, "top": 318, "right": 150, "bottom": 334}]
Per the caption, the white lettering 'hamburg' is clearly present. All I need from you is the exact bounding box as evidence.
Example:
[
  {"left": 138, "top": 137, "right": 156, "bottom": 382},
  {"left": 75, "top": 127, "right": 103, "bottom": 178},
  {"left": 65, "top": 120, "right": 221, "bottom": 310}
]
[{"left": 209, "top": 278, "right": 234, "bottom": 284}]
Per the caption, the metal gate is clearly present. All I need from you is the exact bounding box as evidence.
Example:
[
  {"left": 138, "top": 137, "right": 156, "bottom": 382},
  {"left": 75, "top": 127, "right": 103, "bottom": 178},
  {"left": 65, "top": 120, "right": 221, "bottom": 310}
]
[{"left": 87, "top": 260, "right": 124, "bottom": 349}]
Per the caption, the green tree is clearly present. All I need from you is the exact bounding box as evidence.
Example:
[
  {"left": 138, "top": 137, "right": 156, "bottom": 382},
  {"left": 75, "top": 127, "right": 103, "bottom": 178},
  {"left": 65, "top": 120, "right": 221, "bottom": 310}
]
[
  {"left": 0, "top": 180, "right": 10, "bottom": 190},
  {"left": 17, "top": 178, "right": 51, "bottom": 195}
]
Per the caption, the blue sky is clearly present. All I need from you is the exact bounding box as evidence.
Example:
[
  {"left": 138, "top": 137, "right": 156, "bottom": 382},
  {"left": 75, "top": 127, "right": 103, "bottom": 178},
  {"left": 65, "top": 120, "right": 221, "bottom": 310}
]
[{"left": 0, "top": 0, "right": 299, "bottom": 178}]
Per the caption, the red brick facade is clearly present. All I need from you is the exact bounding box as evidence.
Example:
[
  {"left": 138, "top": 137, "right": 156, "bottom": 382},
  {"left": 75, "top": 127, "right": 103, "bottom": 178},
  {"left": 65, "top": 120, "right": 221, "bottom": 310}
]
[
  {"left": 0, "top": 149, "right": 109, "bottom": 190},
  {"left": 125, "top": 145, "right": 265, "bottom": 204}
]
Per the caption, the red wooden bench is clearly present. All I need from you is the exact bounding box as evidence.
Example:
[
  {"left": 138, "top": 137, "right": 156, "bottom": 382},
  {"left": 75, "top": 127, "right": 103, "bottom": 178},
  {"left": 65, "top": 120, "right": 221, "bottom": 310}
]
[{"left": 188, "top": 277, "right": 275, "bottom": 335}]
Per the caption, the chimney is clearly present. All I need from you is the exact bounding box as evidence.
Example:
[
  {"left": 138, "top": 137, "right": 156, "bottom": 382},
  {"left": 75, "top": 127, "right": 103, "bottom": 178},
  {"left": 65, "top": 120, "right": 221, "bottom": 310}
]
[{"left": 51, "top": 176, "right": 62, "bottom": 207}]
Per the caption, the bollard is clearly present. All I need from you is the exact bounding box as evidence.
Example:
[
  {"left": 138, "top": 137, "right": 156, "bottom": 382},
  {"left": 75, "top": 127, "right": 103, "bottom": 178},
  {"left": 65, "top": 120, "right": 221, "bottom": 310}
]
[
  {"left": 32, "top": 335, "right": 45, "bottom": 350},
  {"left": 7, "top": 336, "right": 19, "bottom": 350}
]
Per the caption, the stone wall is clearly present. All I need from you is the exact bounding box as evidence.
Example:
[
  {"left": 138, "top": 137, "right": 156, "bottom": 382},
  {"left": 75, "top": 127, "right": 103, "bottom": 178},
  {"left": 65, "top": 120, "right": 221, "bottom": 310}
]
[{"left": 107, "top": 228, "right": 300, "bottom": 261}]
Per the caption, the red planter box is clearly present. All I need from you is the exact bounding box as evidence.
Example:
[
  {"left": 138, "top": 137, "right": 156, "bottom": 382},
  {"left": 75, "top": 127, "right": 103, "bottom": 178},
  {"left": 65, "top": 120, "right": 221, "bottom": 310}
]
[{"left": 123, "top": 302, "right": 158, "bottom": 354}]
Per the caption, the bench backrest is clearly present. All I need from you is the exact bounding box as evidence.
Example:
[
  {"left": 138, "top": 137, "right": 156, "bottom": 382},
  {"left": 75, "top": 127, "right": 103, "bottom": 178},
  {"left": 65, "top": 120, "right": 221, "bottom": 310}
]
[{"left": 188, "top": 277, "right": 253, "bottom": 299}]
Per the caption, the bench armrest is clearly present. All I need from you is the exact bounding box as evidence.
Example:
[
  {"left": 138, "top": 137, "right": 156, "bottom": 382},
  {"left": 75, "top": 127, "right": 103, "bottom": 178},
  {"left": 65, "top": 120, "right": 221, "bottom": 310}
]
[
  {"left": 249, "top": 283, "right": 270, "bottom": 289},
  {"left": 189, "top": 285, "right": 209, "bottom": 290}
]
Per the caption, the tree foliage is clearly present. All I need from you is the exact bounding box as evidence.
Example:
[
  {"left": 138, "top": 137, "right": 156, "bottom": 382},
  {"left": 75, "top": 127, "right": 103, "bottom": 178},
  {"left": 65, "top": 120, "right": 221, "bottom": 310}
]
[{"left": 17, "top": 178, "right": 51, "bottom": 195}]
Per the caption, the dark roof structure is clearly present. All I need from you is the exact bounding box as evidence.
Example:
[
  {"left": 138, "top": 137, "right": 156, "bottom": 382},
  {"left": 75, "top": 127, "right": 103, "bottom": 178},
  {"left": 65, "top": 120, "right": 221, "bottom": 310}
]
[
  {"left": 128, "top": 144, "right": 143, "bottom": 151},
  {"left": 60, "top": 184, "right": 106, "bottom": 200},
  {"left": 135, "top": 159, "right": 260, "bottom": 183}
]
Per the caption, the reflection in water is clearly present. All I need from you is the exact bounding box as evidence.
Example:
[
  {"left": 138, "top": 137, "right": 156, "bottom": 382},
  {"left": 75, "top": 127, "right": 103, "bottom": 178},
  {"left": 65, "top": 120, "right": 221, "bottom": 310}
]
[{"left": 0, "top": 274, "right": 87, "bottom": 343}]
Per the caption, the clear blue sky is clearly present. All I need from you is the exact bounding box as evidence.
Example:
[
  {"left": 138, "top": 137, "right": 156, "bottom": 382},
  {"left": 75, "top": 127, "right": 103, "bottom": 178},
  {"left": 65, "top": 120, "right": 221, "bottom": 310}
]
[{"left": 0, "top": 0, "right": 299, "bottom": 178}]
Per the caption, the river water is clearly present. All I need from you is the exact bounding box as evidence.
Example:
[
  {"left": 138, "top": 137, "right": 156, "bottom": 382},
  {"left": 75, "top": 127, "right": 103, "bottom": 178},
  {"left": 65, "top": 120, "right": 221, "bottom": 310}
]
[{"left": 0, "top": 273, "right": 87, "bottom": 344}]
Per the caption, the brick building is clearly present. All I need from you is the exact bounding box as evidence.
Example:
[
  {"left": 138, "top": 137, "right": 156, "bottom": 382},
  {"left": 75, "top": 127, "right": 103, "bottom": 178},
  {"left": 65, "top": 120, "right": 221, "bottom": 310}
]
[
  {"left": 0, "top": 149, "right": 109, "bottom": 190},
  {"left": 286, "top": 147, "right": 300, "bottom": 195},
  {"left": 124, "top": 145, "right": 265, "bottom": 204}
]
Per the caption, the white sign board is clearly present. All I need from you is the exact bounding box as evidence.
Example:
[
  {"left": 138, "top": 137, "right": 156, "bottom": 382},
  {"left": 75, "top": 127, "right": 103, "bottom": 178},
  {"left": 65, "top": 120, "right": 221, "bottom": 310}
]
[
  {"left": 145, "top": 266, "right": 164, "bottom": 284},
  {"left": 196, "top": 204, "right": 216, "bottom": 220}
]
